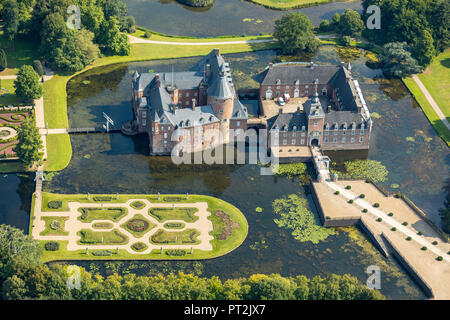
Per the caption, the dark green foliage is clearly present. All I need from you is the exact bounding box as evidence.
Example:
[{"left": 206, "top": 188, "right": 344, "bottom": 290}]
[
  {"left": 377, "top": 218, "right": 382, "bottom": 222},
  {"left": 440, "top": 179, "right": 450, "bottom": 233},
  {"left": 13, "top": 115, "right": 43, "bottom": 167},
  {"left": 14, "top": 65, "right": 42, "bottom": 100},
  {"left": 0, "top": 49, "right": 7, "bottom": 72},
  {"left": 44, "top": 241, "right": 60, "bottom": 251},
  {"left": 47, "top": 201, "right": 62, "bottom": 209},
  {"left": 3, "top": 0, "right": 20, "bottom": 42},
  {"left": 319, "top": 20, "right": 330, "bottom": 32},
  {"left": 379, "top": 42, "right": 423, "bottom": 77},
  {"left": 32, "top": 60, "right": 44, "bottom": 76},
  {"left": 360, "top": 194, "right": 365, "bottom": 198},
  {"left": 373, "top": 203, "right": 380, "bottom": 208},
  {"left": 177, "top": 0, "right": 214, "bottom": 7},
  {"left": 340, "top": 36, "right": 352, "bottom": 46},
  {"left": 362, "top": 0, "right": 449, "bottom": 66},
  {"left": 362, "top": 209, "right": 368, "bottom": 213},
  {"left": 437, "top": 256, "right": 443, "bottom": 261},
  {"left": 273, "top": 12, "right": 320, "bottom": 55},
  {"left": 406, "top": 236, "right": 411, "bottom": 241},
  {"left": 432, "top": 241, "right": 438, "bottom": 245},
  {"left": 97, "top": 17, "right": 131, "bottom": 56},
  {"left": 338, "top": 10, "right": 365, "bottom": 36}
]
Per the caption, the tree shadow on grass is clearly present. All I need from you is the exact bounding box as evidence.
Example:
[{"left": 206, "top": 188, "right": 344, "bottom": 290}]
[{"left": 440, "top": 58, "right": 450, "bottom": 69}]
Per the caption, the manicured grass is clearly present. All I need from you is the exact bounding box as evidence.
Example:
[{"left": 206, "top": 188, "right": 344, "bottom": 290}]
[
  {"left": 78, "top": 207, "right": 128, "bottom": 223},
  {"left": 131, "top": 28, "right": 274, "bottom": 42},
  {"left": 36, "top": 193, "right": 248, "bottom": 262},
  {"left": 418, "top": 50, "right": 450, "bottom": 118},
  {"left": 149, "top": 207, "right": 199, "bottom": 223},
  {"left": 40, "top": 216, "right": 69, "bottom": 236},
  {"left": 78, "top": 229, "right": 129, "bottom": 245},
  {"left": 150, "top": 228, "right": 200, "bottom": 245},
  {"left": 92, "top": 222, "right": 113, "bottom": 229},
  {"left": 0, "top": 31, "right": 41, "bottom": 74},
  {"left": 245, "top": 0, "right": 333, "bottom": 10},
  {"left": 402, "top": 76, "right": 450, "bottom": 147},
  {"left": 121, "top": 214, "right": 156, "bottom": 238},
  {"left": 163, "top": 222, "right": 186, "bottom": 229},
  {"left": 44, "top": 134, "right": 72, "bottom": 171},
  {"left": 0, "top": 79, "right": 28, "bottom": 106},
  {"left": 43, "top": 75, "right": 69, "bottom": 129}
]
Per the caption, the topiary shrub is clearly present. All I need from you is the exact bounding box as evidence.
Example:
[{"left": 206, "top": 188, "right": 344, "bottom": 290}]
[
  {"left": 334, "top": 191, "right": 340, "bottom": 195},
  {"left": 406, "top": 236, "right": 411, "bottom": 241},
  {"left": 348, "top": 199, "right": 354, "bottom": 204},
  {"left": 402, "top": 222, "right": 408, "bottom": 226},
  {"left": 436, "top": 256, "right": 443, "bottom": 261},
  {"left": 359, "top": 194, "right": 365, "bottom": 198},
  {"left": 391, "top": 227, "right": 396, "bottom": 231},
  {"left": 421, "top": 246, "right": 427, "bottom": 251},
  {"left": 373, "top": 203, "right": 380, "bottom": 208},
  {"left": 388, "top": 212, "right": 393, "bottom": 216},
  {"left": 418, "top": 231, "right": 423, "bottom": 236},
  {"left": 345, "top": 185, "right": 351, "bottom": 190},
  {"left": 50, "top": 220, "right": 61, "bottom": 230},
  {"left": 32, "top": 60, "right": 44, "bottom": 76},
  {"left": 377, "top": 218, "right": 382, "bottom": 222},
  {"left": 44, "top": 241, "right": 60, "bottom": 251},
  {"left": 165, "top": 249, "right": 187, "bottom": 256},
  {"left": 432, "top": 241, "right": 438, "bottom": 245},
  {"left": 131, "top": 242, "right": 147, "bottom": 251},
  {"left": 93, "top": 196, "right": 112, "bottom": 201},
  {"left": 362, "top": 208, "right": 368, "bottom": 213},
  {"left": 92, "top": 250, "right": 112, "bottom": 256},
  {"left": 326, "top": 216, "right": 331, "bottom": 220},
  {"left": 48, "top": 201, "right": 62, "bottom": 209},
  {"left": 144, "top": 31, "right": 152, "bottom": 38}
]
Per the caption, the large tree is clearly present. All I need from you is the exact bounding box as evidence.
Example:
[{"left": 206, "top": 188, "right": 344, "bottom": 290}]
[
  {"left": 379, "top": 42, "right": 423, "bottom": 78},
  {"left": 0, "top": 49, "right": 7, "bottom": 72},
  {"left": 273, "top": 12, "right": 319, "bottom": 55},
  {"left": 97, "top": 17, "right": 131, "bottom": 56},
  {"left": 14, "top": 65, "right": 43, "bottom": 100},
  {"left": 338, "top": 9, "right": 365, "bottom": 37},
  {"left": 13, "top": 115, "right": 43, "bottom": 167},
  {"left": 3, "top": 0, "right": 20, "bottom": 42}
]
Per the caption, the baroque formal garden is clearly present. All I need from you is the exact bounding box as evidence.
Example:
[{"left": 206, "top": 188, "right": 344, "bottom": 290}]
[{"left": 31, "top": 193, "right": 248, "bottom": 262}]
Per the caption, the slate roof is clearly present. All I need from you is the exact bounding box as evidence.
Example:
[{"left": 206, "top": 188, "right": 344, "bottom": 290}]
[
  {"left": 324, "top": 111, "right": 367, "bottom": 129},
  {"left": 231, "top": 99, "right": 248, "bottom": 119},
  {"left": 267, "top": 112, "right": 308, "bottom": 131},
  {"left": 260, "top": 65, "right": 340, "bottom": 86}
]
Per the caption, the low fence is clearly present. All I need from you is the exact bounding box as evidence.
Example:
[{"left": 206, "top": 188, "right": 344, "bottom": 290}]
[{"left": 0, "top": 105, "right": 34, "bottom": 111}]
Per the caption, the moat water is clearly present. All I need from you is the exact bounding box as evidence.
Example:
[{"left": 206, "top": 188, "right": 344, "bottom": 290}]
[
  {"left": 1, "top": 46, "right": 448, "bottom": 299},
  {"left": 124, "top": 0, "right": 362, "bottom": 37}
]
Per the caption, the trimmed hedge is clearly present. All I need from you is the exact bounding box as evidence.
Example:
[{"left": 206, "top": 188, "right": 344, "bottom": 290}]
[
  {"left": 48, "top": 201, "right": 62, "bottom": 209},
  {"left": 93, "top": 196, "right": 112, "bottom": 201},
  {"left": 44, "top": 241, "right": 60, "bottom": 251},
  {"left": 92, "top": 250, "right": 112, "bottom": 256},
  {"left": 165, "top": 249, "right": 187, "bottom": 256}
]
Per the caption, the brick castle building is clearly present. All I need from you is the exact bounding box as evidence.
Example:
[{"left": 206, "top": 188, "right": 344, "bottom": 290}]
[
  {"left": 130, "top": 49, "right": 248, "bottom": 155},
  {"left": 260, "top": 62, "right": 372, "bottom": 152}
]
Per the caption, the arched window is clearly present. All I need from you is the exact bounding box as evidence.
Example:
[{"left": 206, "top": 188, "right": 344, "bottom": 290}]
[
  {"left": 324, "top": 123, "right": 329, "bottom": 136},
  {"left": 360, "top": 123, "right": 365, "bottom": 135},
  {"left": 334, "top": 123, "right": 339, "bottom": 135},
  {"left": 351, "top": 122, "right": 356, "bottom": 135},
  {"left": 343, "top": 123, "right": 347, "bottom": 135}
]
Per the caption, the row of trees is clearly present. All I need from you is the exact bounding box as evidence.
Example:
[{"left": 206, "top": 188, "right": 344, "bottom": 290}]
[
  {"left": 1, "top": 0, "right": 133, "bottom": 72},
  {"left": 0, "top": 225, "right": 385, "bottom": 300}
]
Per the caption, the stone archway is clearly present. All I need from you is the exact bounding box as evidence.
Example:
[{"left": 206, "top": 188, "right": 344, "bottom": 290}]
[{"left": 311, "top": 138, "right": 319, "bottom": 146}]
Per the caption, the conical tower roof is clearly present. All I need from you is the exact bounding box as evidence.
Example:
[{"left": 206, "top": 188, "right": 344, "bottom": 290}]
[{"left": 207, "top": 67, "right": 234, "bottom": 99}]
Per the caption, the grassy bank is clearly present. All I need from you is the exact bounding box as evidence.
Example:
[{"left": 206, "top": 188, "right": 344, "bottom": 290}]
[
  {"left": 44, "top": 134, "right": 72, "bottom": 171},
  {"left": 37, "top": 193, "right": 248, "bottom": 262},
  {"left": 245, "top": 0, "right": 335, "bottom": 10},
  {"left": 402, "top": 76, "right": 450, "bottom": 147}
]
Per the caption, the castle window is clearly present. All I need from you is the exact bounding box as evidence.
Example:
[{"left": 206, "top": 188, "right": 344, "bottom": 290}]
[
  {"left": 314, "top": 120, "right": 318, "bottom": 127},
  {"left": 293, "top": 126, "right": 297, "bottom": 132},
  {"left": 286, "top": 85, "right": 289, "bottom": 89},
  {"left": 142, "top": 111, "right": 147, "bottom": 118},
  {"left": 324, "top": 137, "right": 328, "bottom": 143},
  {"left": 273, "top": 138, "right": 278, "bottom": 146},
  {"left": 291, "top": 139, "right": 296, "bottom": 144},
  {"left": 237, "top": 121, "right": 240, "bottom": 127},
  {"left": 186, "top": 101, "right": 190, "bottom": 106},
  {"left": 164, "top": 133, "right": 167, "bottom": 139},
  {"left": 168, "top": 126, "right": 171, "bottom": 131},
  {"left": 351, "top": 137, "right": 355, "bottom": 143},
  {"left": 342, "top": 137, "right": 346, "bottom": 143},
  {"left": 276, "top": 79, "right": 281, "bottom": 85},
  {"left": 186, "top": 92, "right": 190, "bottom": 97},
  {"left": 283, "top": 139, "right": 287, "bottom": 145},
  {"left": 164, "top": 140, "right": 167, "bottom": 146},
  {"left": 194, "top": 92, "right": 197, "bottom": 97},
  {"left": 359, "top": 137, "right": 364, "bottom": 142},
  {"left": 301, "top": 132, "right": 305, "bottom": 137},
  {"left": 142, "top": 119, "right": 146, "bottom": 126},
  {"left": 360, "top": 123, "right": 365, "bottom": 135},
  {"left": 293, "top": 131, "right": 296, "bottom": 137},
  {"left": 301, "top": 139, "right": 305, "bottom": 144},
  {"left": 333, "top": 137, "right": 337, "bottom": 142},
  {"left": 301, "top": 126, "right": 305, "bottom": 131}
]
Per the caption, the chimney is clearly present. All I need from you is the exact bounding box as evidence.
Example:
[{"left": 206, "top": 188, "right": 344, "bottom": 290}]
[
  {"left": 214, "top": 48, "right": 219, "bottom": 56},
  {"left": 172, "top": 88, "right": 179, "bottom": 105},
  {"left": 192, "top": 98, "right": 196, "bottom": 110},
  {"left": 155, "top": 73, "right": 161, "bottom": 88},
  {"left": 205, "top": 64, "right": 211, "bottom": 78},
  {"left": 269, "top": 62, "right": 273, "bottom": 69}
]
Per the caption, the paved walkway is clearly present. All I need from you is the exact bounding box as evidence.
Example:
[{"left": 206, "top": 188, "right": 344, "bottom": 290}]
[
  {"left": 32, "top": 198, "right": 214, "bottom": 254},
  {"left": 325, "top": 181, "right": 450, "bottom": 262},
  {"left": 128, "top": 35, "right": 274, "bottom": 46},
  {"left": 412, "top": 74, "right": 450, "bottom": 130}
]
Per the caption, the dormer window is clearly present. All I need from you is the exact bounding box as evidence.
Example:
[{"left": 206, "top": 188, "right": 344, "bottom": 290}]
[
  {"left": 295, "top": 80, "right": 300, "bottom": 86},
  {"left": 276, "top": 79, "right": 281, "bottom": 85},
  {"left": 360, "top": 123, "right": 365, "bottom": 135}
]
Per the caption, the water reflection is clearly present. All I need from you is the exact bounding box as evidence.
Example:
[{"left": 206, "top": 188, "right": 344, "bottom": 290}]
[{"left": 124, "top": 0, "right": 362, "bottom": 36}]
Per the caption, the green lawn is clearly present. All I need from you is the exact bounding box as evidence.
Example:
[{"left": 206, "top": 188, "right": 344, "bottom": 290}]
[
  {"left": 78, "top": 207, "right": 128, "bottom": 223},
  {"left": 245, "top": 0, "right": 333, "bottom": 10},
  {"left": 36, "top": 193, "right": 248, "bottom": 262},
  {"left": 44, "top": 134, "right": 72, "bottom": 171},
  {"left": 402, "top": 76, "right": 450, "bottom": 147},
  {"left": 0, "top": 79, "right": 28, "bottom": 106},
  {"left": 40, "top": 216, "right": 69, "bottom": 236},
  {"left": 78, "top": 229, "right": 129, "bottom": 245},
  {"left": 150, "top": 229, "right": 200, "bottom": 245},
  {"left": 417, "top": 49, "right": 450, "bottom": 118},
  {"left": 149, "top": 207, "right": 199, "bottom": 223},
  {"left": 0, "top": 31, "right": 40, "bottom": 75}
]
